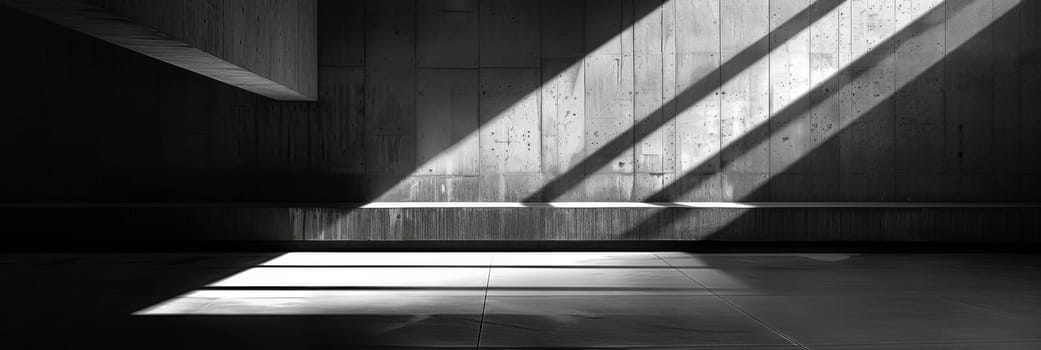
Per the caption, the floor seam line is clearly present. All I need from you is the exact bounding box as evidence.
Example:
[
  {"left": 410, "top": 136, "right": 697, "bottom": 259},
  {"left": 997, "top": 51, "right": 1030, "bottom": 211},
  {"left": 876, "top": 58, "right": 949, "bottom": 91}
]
[
  {"left": 808, "top": 339, "right": 1041, "bottom": 347},
  {"left": 475, "top": 259, "right": 492, "bottom": 349},
  {"left": 653, "top": 253, "right": 809, "bottom": 350}
]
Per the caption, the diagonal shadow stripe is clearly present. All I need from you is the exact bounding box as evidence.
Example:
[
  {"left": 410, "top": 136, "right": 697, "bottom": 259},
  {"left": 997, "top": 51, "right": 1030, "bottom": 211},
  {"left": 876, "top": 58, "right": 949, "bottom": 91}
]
[
  {"left": 619, "top": 0, "right": 1019, "bottom": 239},
  {"left": 525, "top": 0, "right": 846, "bottom": 202}
]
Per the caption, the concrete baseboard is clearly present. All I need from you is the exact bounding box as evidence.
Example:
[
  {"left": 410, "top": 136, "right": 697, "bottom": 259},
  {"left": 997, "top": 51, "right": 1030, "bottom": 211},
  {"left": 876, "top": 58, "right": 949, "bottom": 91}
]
[{"left": 2, "top": 203, "right": 1039, "bottom": 245}]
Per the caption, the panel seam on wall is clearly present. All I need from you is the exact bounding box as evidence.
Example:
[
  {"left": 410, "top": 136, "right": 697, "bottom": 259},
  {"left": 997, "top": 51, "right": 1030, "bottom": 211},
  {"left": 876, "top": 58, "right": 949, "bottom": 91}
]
[
  {"left": 413, "top": 0, "right": 418, "bottom": 186},
  {"left": 892, "top": 0, "right": 898, "bottom": 199},
  {"left": 944, "top": 0, "right": 952, "bottom": 174},
  {"left": 631, "top": 0, "right": 638, "bottom": 201},
  {"left": 717, "top": 0, "right": 723, "bottom": 200},
  {"left": 361, "top": 0, "right": 369, "bottom": 183},
  {"left": 538, "top": 0, "right": 545, "bottom": 182},
  {"left": 660, "top": 0, "right": 668, "bottom": 200},
  {"left": 476, "top": 0, "right": 482, "bottom": 200},
  {"left": 1016, "top": 0, "right": 1023, "bottom": 178}
]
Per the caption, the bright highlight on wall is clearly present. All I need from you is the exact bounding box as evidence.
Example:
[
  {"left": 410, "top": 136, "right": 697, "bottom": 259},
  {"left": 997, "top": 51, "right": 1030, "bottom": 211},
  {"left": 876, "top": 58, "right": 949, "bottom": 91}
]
[
  {"left": 357, "top": 0, "right": 1022, "bottom": 239},
  {"left": 376, "top": 0, "right": 1021, "bottom": 204}
]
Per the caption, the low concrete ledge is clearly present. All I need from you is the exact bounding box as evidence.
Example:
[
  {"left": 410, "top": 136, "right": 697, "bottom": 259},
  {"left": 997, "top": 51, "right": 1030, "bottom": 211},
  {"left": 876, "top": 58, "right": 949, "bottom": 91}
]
[
  {"left": 2, "top": 203, "right": 1039, "bottom": 243},
  {"left": 4, "top": 202, "right": 1038, "bottom": 208}
]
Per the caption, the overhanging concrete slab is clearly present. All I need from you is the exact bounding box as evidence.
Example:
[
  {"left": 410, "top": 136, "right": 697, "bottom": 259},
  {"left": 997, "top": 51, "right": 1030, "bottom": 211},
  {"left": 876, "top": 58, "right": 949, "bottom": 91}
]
[{"left": 3, "top": 0, "right": 316, "bottom": 101}]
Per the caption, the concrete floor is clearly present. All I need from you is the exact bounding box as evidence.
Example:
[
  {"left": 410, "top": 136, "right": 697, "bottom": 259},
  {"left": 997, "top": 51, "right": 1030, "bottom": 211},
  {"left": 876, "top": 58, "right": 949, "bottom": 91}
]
[{"left": 2, "top": 252, "right": 1040, "bottom": 349}]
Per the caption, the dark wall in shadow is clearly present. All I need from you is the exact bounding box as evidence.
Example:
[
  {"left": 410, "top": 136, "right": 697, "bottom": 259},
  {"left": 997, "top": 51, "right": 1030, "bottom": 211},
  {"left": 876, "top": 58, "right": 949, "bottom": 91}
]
[{"left": 0, "top": 0, "right": 660, "bottom": 203}]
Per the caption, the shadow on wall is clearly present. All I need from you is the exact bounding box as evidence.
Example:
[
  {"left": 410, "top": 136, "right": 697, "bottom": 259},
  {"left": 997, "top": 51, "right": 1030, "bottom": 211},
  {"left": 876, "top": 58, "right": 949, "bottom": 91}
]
[
  {"left": 526, "top": 0, "right": 848, "bottom": 203},
  {"left": 293, "top": 0, "right": 1038, "bottom": 242},
  {"left": 0, "top": 5, "right": 264, "bottom": 202},
  {"left": 358, "top": 0, "right": 1039, "bottom": 204},
  {"left": 0, "top": 0, "right": 658, "bottom": 202},
  {"left": 352, "top": 0, "right": 664, "bottom": 202},
  {"left": 525, "top": 0, "right": 1035, "bottom": 204},
  {"left": 0, "top": 0, "right": 1038, "bottom": 204},
  {"left": 616, "top": 0, "right": 1032, "bottom": 240}
]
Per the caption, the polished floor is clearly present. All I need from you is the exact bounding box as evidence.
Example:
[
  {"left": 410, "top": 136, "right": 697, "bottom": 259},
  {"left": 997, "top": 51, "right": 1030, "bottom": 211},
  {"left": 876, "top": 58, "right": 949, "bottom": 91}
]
[{"left": 3, "top": 252, "right": 1041, "bottom": 349}]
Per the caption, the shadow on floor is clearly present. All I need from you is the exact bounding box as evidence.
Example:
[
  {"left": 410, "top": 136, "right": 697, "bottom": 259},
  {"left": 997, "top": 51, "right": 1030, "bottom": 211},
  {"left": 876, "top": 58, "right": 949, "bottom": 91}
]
[{"left": 4, "top": 252, "right": 1041, "bottom": 349}]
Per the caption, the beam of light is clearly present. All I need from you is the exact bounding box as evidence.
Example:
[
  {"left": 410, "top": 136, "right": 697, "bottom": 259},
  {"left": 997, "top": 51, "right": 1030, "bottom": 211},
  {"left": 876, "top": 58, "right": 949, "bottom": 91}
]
[
  {"left": 527, "top": 0, "right": 851, "bottom": 202},
  {"left": 134, "top": 252, "right": 710, "bottom": 315},
  {"left": 260, "top": 252, "right": 492, "bottom": 266},
  {"left": 613, "top": 0, "right": 1021, "bottom": 238},
  {"left": 370, "top": 0, "right": 666, "bottom": 200},
  {"left": 696, "top": 0, "right": 1016, "bottom": 204},
  {"left": 205, "top": 267, "right": 490, "bottom": 288},
  {"left": 373, "top": 0, "right": 847, "bottom": 202},
  {"left": 337, "top": 0, "right": 1013, "bottom": 215},
  {"left": 134, "top": 289, "right": 488, "bottom": 315},
  {"left": 134, "top": 252, "right": 862, "bottom": 315},
  {"left": 135, "top": 252, "right": 490, "bottom": 315}
]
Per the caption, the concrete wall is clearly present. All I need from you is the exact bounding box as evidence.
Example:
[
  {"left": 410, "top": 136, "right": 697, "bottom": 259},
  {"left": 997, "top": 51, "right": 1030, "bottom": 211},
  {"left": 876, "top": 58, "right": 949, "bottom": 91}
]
[
  {"left": 4, "top": 204, "right": 1040, "bottom": 243},
  {"left": 2, "top": 0, "right": 1040, "bottom": 203}
]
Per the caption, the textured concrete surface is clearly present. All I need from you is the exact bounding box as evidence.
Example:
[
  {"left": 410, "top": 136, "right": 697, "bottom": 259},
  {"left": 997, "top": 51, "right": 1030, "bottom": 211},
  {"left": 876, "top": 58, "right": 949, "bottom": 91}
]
[
  {"left": 1, "top": 0, "right": 1039, "bottom": 203},
  {"left": 3, "top": 252, "right": 1041, "bottom": 348},
  {"left": 3, "top": 204, "right": 1040, "bottom": 242}
]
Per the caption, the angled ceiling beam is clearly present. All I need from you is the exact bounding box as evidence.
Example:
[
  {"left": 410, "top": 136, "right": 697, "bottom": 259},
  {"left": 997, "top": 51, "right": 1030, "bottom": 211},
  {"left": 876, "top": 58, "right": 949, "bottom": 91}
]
[{"left": 3, "top": 0, "right": 317, "bottom": 101}]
